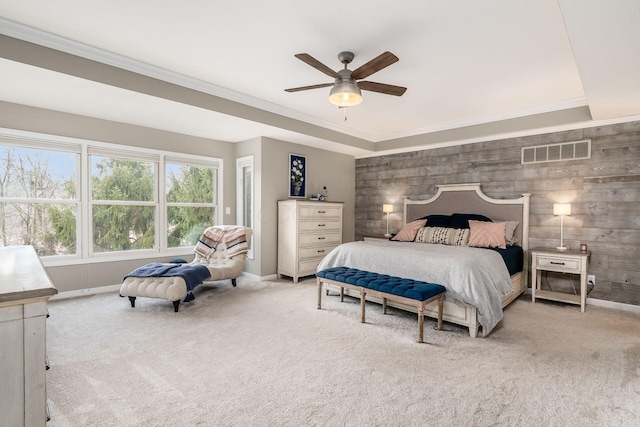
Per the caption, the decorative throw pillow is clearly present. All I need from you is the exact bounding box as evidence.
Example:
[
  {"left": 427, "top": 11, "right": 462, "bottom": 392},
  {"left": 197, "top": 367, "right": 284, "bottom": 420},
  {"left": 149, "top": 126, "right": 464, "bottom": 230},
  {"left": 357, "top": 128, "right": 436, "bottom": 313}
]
[
  {"left": 449, "top": 213, "right": 492, "bottom": 229},
  {"left": 468, "top": 220, "right": 507, "bottom": 249},
  {"left": 417, "top": 214, "right": 451, "bottom": 227},
  {"left": 415, "top": 226, "right": 470, "bottom": 246},
  {"left": 391, "top": 220, "right": 426, "bottom": 242},
  {"left": 505, "top": 221, "right": 520, "bottom": 246}
]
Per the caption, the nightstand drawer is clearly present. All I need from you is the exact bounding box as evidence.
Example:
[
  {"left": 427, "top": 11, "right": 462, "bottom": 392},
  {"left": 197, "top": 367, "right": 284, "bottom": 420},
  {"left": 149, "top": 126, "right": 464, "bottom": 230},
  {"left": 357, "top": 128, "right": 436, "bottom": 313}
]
[{"left": 535, "top": 255, "right": 580, "bottom": 273}]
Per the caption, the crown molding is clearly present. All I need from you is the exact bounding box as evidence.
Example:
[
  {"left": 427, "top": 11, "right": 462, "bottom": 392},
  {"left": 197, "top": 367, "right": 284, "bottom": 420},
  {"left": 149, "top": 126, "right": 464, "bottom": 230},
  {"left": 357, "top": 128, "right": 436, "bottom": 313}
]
[
  {"left": 371, "top": 97, "right": 589, "bottom": 143},
  {"left": 357, "top": 114, "right": 640, "bottom": 159},
  {"left": 0, "top": 17, "right": 375, "bottom": 142}
]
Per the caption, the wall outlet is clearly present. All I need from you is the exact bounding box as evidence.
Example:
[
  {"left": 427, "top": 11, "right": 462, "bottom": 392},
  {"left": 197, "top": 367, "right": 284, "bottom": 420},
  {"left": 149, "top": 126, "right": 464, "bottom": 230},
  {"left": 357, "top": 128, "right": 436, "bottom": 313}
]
[{"left": 588, "top": 275, "right": 595, "bottom": 286}]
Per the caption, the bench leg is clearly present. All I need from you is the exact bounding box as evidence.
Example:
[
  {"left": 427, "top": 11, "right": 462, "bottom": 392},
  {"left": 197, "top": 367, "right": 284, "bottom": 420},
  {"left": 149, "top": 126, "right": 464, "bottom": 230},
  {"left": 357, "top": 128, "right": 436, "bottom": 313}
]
[
  {"left": 317, "top": 278, "right": 322, "bottom": 309},
  {"left": 360, "top": 288, "right": 366, "bottom": 323},
  {"left": 437, "top": 295, "right": 444, "bottom": 331},
  {"left": 418, "top": 305, "right": 425, "bottom": 343},
  {"left": 382, "top": 297, "right": 387, "bottom": 314},
  {"left": 340, "top": 286, "right": 344, "bottom": 302}
]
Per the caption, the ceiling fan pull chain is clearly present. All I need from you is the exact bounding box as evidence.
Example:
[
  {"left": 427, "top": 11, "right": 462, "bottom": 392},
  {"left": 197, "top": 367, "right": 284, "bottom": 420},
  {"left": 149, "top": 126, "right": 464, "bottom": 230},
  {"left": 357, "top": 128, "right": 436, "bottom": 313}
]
[{"left": 343, "top": 107, "right": 347, "bottom": 121}]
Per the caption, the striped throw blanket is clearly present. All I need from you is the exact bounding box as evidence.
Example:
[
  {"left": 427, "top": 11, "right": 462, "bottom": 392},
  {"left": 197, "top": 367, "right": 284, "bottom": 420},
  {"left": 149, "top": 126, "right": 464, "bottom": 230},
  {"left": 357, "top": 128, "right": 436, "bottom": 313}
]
[{"left": 194, "top": 226, "right": 248, "bottom": 260}]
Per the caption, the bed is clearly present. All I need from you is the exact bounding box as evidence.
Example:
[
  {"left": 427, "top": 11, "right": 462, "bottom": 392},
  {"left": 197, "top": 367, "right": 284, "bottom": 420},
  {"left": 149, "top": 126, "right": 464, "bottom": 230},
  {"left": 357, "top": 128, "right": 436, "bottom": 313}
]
[{"left": 317, "top": 183, "right": 531, "bottom": 337}]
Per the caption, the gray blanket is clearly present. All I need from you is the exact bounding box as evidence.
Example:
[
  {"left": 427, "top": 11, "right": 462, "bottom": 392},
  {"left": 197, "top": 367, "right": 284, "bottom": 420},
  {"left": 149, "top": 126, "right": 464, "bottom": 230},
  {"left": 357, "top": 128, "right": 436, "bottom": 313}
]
[{"left": 317, "top": 240, "right": 513, "bottom": 336}]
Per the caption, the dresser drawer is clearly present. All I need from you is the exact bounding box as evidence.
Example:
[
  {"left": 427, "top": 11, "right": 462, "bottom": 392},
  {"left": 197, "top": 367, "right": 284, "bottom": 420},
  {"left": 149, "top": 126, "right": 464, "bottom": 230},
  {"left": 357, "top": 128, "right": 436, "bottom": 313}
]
[
  {"left": 299, "top": 205, "right": 342, "bottom": 219},
  {"left": 298, "top": 232, "right": 341, "bottom": 247},
  {"left": 534, "top": 255, "right": 580, "bottom": 273},
  {"left": 298, "top": 220, "right": 341, "bottom": 232},
  {"left": 299, "top": 245, "right": 335, "bottom": 260},
  {"left": 298, "top": 259, "right": 322, "bottom": 277}
]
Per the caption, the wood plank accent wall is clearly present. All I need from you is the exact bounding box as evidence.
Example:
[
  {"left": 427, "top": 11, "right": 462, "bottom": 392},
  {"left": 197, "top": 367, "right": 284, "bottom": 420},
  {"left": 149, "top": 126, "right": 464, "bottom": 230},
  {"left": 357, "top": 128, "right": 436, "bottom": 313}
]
[{"left": 355, "top": 121, "right": 640, "bottom": 306}]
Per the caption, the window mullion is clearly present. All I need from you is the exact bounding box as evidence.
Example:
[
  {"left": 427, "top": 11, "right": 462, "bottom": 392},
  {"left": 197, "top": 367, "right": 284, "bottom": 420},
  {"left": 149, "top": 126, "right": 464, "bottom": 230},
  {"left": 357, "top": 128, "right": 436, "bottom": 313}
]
[{"left": 81, "top": 145, "right": 90, "bottom": 259}]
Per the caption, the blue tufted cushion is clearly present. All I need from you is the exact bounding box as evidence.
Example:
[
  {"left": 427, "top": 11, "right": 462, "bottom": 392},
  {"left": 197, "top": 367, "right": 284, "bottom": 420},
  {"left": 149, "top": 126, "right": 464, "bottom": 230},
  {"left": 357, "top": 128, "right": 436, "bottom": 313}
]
[{"left": 317, "top": 267, "right": 446, "bottom": 301}]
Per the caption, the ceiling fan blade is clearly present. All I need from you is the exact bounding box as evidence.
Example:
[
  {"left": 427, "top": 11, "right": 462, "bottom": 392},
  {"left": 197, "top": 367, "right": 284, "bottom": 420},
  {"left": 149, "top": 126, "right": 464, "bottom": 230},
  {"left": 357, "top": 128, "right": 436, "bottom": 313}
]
[
  {"left": 358, "top": 81, "right": 407, "bottom": 96},
  {"left": 294, "top": 53, "right": 340, "bottom": 78},
  {"left": 351, "top": 51, "right": 399, "bottom": 80},
  {"left": 284, "top": 83, "right": 334, "bottom": 92}
]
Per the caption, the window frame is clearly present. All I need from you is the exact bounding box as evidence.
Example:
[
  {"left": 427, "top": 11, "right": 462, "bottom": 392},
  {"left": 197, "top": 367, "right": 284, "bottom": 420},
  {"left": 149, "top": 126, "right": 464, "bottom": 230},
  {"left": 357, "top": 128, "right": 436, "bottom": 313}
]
[
  {"left": 0, "top": 127, "right": 222, "bottom": 266},
  {"left": 236, "top": 155, "right": 254, "bottom": 259}
]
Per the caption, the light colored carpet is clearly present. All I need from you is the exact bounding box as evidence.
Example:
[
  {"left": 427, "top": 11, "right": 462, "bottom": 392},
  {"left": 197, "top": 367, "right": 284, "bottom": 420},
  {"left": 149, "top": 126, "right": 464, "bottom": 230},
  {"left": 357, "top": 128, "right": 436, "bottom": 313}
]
[{"left": 46, "top": 277, "right": 640, "bottom": 427}]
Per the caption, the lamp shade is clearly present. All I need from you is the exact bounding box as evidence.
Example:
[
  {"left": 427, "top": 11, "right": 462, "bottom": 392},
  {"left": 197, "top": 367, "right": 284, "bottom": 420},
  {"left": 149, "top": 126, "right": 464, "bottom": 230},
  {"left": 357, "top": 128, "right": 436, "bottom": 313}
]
[
  {"left": 382, "top": 204, "right": 393, "bottom": 214},
  {"left": 553, "top": 203, "right": 572, "bottom": 216},
  {"left": 329, "top": 80, "right": 363, "bottom": 107}
]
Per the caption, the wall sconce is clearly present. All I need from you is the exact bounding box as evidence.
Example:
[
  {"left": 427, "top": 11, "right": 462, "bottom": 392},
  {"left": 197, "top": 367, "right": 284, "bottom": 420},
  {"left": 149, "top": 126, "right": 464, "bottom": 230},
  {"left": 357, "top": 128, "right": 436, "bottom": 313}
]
[
  {"left": 383, "top": 204, "right": 393, "bottom": 238},
  {"left": 553, "top": 203, "right": 572, "bottom": 251}
]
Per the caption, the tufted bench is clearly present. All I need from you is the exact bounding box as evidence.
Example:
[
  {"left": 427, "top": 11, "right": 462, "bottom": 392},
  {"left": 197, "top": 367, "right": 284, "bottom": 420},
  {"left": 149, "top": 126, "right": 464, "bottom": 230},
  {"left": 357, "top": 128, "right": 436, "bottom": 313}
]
[{"left": 316, "top": 267, "right": 446, "bottom": 343}]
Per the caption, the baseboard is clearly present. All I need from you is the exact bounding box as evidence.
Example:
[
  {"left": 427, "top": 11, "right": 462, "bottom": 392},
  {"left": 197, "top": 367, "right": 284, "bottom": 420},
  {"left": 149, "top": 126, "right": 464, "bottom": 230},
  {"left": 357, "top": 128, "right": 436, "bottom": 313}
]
[
  {"left": 586, "top": 297, "right": 640, "bottom": 314},
  {"left": 51, "top": 273, "right": 275, "bottom": 301},
  {"left": 524, "top": 288, "right": 640, "bottom": 314},
  {"left": 51, "top": 284, "right": 121, "bottom": 300}
]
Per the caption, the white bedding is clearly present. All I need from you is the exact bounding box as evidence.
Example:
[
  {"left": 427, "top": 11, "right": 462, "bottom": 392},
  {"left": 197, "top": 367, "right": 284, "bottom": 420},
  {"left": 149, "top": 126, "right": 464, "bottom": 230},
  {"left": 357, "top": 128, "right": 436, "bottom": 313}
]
[{"left": 316, "top": 240, "right": 514, "bottom": 336}]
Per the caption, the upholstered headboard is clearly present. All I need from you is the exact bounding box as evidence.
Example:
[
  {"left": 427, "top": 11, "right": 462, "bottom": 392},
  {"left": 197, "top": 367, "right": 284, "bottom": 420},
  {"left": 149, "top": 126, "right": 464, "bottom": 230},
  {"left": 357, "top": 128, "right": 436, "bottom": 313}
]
[{"left": 403, "top": 183, "right": 531, "bottom": 251}]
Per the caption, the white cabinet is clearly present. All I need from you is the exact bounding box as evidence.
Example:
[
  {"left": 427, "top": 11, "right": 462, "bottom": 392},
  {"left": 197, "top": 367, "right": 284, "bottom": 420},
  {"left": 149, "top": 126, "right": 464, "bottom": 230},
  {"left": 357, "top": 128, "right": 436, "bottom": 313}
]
[
  {"left": 0, "top": 246, "right": 58, "bottom": 426},
  {"left": 278, "top": 200, "right": 343, "bottom": 282}
]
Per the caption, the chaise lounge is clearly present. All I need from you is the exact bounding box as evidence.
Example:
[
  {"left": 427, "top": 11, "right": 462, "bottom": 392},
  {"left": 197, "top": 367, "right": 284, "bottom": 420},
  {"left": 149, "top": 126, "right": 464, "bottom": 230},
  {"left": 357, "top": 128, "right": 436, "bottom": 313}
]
[{"left": 119, "top": 225, "right": 252, "bottom": 312}]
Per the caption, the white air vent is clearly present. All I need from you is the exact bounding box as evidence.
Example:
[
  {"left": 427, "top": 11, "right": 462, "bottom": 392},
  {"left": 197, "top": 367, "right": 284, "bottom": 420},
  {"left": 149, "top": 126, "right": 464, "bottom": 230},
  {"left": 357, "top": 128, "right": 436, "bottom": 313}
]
[{"left": 521, "top": 139, "right": 591, "bottom": 164}]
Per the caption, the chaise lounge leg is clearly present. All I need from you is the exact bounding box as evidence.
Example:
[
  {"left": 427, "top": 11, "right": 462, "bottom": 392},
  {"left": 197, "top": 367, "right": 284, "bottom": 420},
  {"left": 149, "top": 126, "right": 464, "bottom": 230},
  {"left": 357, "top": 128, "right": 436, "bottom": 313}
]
[
  {"left": 173, "top": 300, "right": 180, "bottom": 312},
  {"left": 317, "top": 278, "right": 323, "bottom": 309},
  {"left": 128, "top": 296, "right": 136, "bottom": 308},
  {"left": 231, "top": 278, "right": 237, "bottom": 287}
]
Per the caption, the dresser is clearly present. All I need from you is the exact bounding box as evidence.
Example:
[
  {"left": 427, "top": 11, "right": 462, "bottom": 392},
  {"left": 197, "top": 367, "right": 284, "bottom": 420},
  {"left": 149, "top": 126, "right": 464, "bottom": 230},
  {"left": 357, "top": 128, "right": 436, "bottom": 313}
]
[
  {"left": 278, "top": 200, "right": 343, "bottom": 282},
  {"left": 0, "top": 246, "right": 58, "bottom": 427}
]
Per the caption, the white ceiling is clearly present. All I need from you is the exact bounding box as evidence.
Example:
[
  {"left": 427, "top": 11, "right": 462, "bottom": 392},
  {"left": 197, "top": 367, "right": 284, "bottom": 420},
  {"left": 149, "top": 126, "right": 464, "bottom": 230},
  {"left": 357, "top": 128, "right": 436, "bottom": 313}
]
[{"left": 0, "top": 0, "right": 639, "bottom": 157}]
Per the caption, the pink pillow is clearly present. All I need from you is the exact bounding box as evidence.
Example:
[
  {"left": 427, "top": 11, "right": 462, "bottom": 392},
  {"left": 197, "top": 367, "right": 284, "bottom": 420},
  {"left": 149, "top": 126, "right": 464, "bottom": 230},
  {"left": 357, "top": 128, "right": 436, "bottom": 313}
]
[
  {"left": 468, "top": 220, "right": 507, "bottom": 249},
  {"left": 391, "top": 220, "right": 426, "bottom": 242}
]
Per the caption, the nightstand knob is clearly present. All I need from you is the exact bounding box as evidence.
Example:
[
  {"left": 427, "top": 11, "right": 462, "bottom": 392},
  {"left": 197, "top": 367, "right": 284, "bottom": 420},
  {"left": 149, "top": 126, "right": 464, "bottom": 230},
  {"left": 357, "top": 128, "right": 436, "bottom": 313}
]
[{"left": 550, "top": 261, "right": 565, "bottom": 265}]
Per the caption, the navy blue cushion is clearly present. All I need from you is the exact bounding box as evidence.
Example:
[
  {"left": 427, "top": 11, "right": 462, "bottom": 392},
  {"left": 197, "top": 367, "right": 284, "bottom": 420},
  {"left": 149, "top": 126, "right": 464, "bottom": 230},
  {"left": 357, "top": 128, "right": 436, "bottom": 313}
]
[
  {"left": 418, "top": 214, "right": 451, "bottom": 227},
  {"left": 449, "top": 213, "right": 492, "bottom": 229},
  {"left": 317, "top": 267, "right": 446, "bottom": 301}
]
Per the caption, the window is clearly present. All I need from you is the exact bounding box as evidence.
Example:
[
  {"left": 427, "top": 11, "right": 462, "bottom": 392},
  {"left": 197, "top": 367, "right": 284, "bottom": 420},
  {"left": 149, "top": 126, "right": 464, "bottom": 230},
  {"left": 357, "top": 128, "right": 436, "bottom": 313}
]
[
  {"left": 90, "top": 153, "right": 156, "bottom": 253},
  {"left": 166, "top": 160, "right": 217, "bottom": 248},
  {"left": 0, "top": 142, "right": 79, "bottom": 256},
  {"left": 0, "top": 129, "right": 221, "bottom": 262},
  {"left": 236, "top": 155, "right": 254, "bottom": 259}
]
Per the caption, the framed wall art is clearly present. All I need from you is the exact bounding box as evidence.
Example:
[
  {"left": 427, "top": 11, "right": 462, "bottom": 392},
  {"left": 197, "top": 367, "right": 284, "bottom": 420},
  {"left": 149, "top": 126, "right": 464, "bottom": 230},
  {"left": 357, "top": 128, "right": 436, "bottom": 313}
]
[{"left": 289, "top": 153, "right": 306, "bottom": 198}]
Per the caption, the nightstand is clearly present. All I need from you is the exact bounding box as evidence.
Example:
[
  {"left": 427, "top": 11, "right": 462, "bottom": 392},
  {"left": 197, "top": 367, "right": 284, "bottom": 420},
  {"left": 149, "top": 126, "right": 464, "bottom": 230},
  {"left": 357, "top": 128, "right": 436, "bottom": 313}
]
[{"left": 531, "top": 247, "right": 590, "bottom": 312}]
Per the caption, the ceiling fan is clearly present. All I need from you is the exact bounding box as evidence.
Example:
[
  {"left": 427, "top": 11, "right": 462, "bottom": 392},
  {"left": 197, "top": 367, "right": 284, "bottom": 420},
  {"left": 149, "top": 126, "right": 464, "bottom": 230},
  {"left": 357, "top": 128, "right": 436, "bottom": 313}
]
[{"left": 285, "top": 51, "right": 407, "bottom": 108}]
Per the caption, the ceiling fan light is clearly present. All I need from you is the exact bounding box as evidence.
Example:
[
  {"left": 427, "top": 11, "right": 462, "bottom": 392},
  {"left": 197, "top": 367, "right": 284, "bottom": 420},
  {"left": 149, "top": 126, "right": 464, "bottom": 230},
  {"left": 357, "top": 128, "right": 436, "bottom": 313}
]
[{"left": 329, "top": 81, "right": 363, "bottom": 107}]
